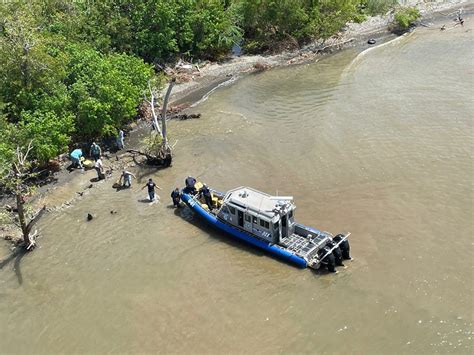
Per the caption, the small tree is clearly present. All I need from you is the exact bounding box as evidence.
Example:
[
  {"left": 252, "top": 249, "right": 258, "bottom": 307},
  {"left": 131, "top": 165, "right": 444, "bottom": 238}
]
[
  {"left": 141, "top": 78, "right": 176, "bottom": 166},
  {"left": 393, "top": 7, "right": 420, "bottom": 31},
  {"left": 1, "top": 141, "right": 46, "bottom": 250}
]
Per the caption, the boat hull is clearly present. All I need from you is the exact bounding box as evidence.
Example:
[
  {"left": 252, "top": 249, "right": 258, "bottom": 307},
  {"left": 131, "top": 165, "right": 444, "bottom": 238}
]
[{"left": 181, "top": 192, "right": 308, "bottom": 268}]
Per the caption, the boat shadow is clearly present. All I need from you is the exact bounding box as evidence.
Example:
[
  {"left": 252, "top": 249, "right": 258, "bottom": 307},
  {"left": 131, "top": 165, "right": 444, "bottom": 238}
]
[{"left": 173, "top": 206, "right": 304, "bottom": 269}]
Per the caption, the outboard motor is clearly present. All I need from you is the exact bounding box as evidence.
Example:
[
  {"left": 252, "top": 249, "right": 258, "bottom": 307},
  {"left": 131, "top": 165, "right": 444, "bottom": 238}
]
[
  {"left": 334, "top": 234, "right": 351, "bottom": 260},
  {"left": 319, "top": 246, "right": 336, "bottom": 273},
  {"left": 328, "top": 240, "right": 344, "bottom": 267}
]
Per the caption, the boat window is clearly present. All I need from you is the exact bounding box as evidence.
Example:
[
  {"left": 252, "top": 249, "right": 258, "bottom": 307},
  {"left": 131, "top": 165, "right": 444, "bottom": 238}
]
[
  {"left": 260, "top": 219, "right": 265, "bottom": 227},
  {"left": 221, "top": 206, "right": 230, "bottom": 214},
  {"left": 289, "top": 210, "right": 293, "bottom": 219},
  {"left": 282, "top": 216, "right": 287, "bottom": 227},
  {"left": 264, "top": 221, "right": 269, "bottom": 229},
  {"left": 229, "top": 206, "right": 236, "bottom": 214},
  {"left": 245, "top": 215, "right": 251, "bottom": 222}
]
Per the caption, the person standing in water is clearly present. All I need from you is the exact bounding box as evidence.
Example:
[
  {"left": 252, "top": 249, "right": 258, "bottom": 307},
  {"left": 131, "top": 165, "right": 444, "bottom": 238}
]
[
  {"left": 142, "top": 178, "right": 162, "bottom": 201},
  {"left": 171, "top": 188, "right": 181, "bottom": 208},
  {"left": 120, "top": 170, "right": 135, "bottom": 188},
  {"left": 94, "top": 158, "right": 104, "bottom": 180}
]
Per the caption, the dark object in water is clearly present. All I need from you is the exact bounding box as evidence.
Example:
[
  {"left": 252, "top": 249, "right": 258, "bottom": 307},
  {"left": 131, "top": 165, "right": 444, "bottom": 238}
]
[
  {"left": 368, "top": 38, "right": 376, "bottom": 45},
  {"left": 87, "top": 213, "right": 93, "bottom": 221},
  {"left": 110, "top": 210, "right": 117, "bottom": 214}
]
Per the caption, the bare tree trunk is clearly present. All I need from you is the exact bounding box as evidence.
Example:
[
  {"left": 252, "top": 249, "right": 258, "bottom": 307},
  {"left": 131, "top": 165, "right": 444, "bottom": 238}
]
[
  {"left": 161, "top": 78, "right": 176, "bottom": 149},
  {"left": 148, "top": 81, "right": 162, "bottom": 137},
  {"left": 16, "top": 194, "right": 29, "bottom": 246}
]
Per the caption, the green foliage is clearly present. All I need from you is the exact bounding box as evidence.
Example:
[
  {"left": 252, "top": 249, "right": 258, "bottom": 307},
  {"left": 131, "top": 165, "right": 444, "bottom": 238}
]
[
  {"left": 18, "top": 111, "right": 74, "bottom": 163},
  {"left": 236, "top": 0, "right": 365, "bottom": 52},
  {"left": 359, "top": 0, "right": 397, "bottom": 16},
  {"left": 0, "top": 2, "right": 153, "bottom": 165},
  {"left": 0, "top": 115, "right": 17, "bottom": 173},
  {"left": 66, "top": 45, "right": 153, "bottom": 139},
  {"left": 1, "top": 0, "right": 400, "bottom": 172},
  {"left": 143, "top": 132, "right": 164, "bottom": 156},
  {"left": 128, "top": 0, "right": 241, "bottom": 61},
  {"left": 394, "top": 7, "right": 421, "bottom": 30}
]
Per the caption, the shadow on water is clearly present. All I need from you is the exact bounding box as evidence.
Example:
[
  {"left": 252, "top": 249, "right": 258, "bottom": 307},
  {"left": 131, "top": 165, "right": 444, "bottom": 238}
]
[
  {"left": 0, "top": 248, "right": 28, "bottom": 285},
  {"left": 172, "top": 206, "right": 303, "bottom": 269}
]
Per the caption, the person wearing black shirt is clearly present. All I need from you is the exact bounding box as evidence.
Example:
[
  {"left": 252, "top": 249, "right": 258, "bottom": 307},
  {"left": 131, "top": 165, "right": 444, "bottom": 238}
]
[
  {"left": 199, "top": 184, "right": 213, "bottom": 210},
  {"left": 184, "top": 176, "right": 197, "bottom": 195},
  {"left": 142, "top": 178, "right": 161, "bottom": 201},
  {"left": 171, "top": 188, "right": 181, "bottom": 208}
]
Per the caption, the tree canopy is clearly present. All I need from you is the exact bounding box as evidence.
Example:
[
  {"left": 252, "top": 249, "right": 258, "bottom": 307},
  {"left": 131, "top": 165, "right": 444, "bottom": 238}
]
[{"left": 0, "top": 0, "right": 400, "bottom": 166}]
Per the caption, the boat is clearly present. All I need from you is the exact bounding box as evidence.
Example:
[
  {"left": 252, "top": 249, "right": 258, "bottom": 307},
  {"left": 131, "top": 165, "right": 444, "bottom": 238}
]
[{"left": 180, "top": 178, "right": 352, "bottom": 272}]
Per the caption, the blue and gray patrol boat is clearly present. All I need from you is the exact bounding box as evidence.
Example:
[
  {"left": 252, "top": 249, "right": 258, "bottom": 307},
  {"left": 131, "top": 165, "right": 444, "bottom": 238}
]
[{"left": 180, "top": 180, "right": 351, "bottom": 272}]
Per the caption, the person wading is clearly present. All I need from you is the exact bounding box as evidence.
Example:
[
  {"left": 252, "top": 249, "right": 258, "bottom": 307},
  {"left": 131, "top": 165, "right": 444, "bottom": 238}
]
[
  {"left": 142, "top": 178, "right": 162, "bottom": 201},
  {"left": 171, "top": 187, "right": 181, "bottom": 208},
  {"left": 119, "top": 170, "right": 136, "bottom": 188},
  {"left": 94, "top": 158, "right": 105, "bottom": 180}
]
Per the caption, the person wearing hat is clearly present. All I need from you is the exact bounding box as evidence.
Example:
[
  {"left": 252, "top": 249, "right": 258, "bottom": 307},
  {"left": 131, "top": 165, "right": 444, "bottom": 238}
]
[{"left": 184, "top": 176, "right": 197, "bottom": 195}]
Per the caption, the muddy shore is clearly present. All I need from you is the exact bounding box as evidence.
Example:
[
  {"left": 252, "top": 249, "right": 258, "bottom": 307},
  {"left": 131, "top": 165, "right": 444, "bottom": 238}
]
[{"left": 1, "top": 1, "right": 471, "bottom": 243}]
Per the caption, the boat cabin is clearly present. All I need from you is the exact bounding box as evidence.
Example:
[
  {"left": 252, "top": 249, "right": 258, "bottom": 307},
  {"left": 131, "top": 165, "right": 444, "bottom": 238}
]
[{"left": 217, "top": 187, "right": 296, "bottom": 244}]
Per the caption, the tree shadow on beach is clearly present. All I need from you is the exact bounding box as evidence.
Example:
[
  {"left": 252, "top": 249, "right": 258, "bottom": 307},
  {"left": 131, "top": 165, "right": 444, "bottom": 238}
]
[{"left": 0, "top": 248, "right": 28, "bottom": 285}]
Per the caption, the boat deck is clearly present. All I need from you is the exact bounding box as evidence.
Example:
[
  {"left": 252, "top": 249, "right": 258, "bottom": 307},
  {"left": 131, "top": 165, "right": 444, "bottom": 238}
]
[{"left": 279, "top": 233, "right": 327, "bottom": 258}]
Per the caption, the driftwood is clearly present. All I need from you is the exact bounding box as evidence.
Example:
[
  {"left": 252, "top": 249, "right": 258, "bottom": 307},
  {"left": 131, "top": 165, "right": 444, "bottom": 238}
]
[
  {"left": 170, "top": 113, "right": 201, "bottom": 120},
  {"left": 126, "top": 149, "right": 172, "bottom": 167}
]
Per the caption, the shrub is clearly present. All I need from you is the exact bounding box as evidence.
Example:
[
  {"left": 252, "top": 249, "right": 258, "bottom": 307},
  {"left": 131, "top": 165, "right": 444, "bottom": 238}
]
[
  {"left": 394, "top": 7, "right": 420, "bottom": 30},
  {"left": 360, "top": 0, "right": 397, "bottom": 16}
]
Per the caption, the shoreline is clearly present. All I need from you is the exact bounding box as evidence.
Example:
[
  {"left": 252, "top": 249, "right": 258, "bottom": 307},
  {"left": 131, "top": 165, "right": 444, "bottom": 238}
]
[
  {"left": 166, "top": 1, "right": 471, "bottom": 107},
  {"left": 1, "top": 0, "right": 471, "bottom": 245}
]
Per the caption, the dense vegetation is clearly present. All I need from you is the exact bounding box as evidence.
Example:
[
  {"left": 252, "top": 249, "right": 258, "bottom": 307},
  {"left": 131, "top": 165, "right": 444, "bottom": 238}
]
[
  {"left": 0, "top": 0, "right": 405, "bottom": 168},
  {"left": 393, "top": 6, "right": 421, "bottom": 30}
]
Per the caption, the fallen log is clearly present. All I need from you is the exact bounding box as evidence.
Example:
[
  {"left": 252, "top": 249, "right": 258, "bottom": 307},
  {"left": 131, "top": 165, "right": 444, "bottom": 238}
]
[
  {"left": 170, "top": 113, "right": 201, "bottom": 120},
  {"left": 126, "top": 149, "right": 172, "bottom": 167}
]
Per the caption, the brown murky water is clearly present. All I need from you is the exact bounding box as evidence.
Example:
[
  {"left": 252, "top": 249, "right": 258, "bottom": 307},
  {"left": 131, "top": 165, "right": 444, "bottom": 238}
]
[{"left": 1, "top": 23, "right": 473, "bottom": 354}]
